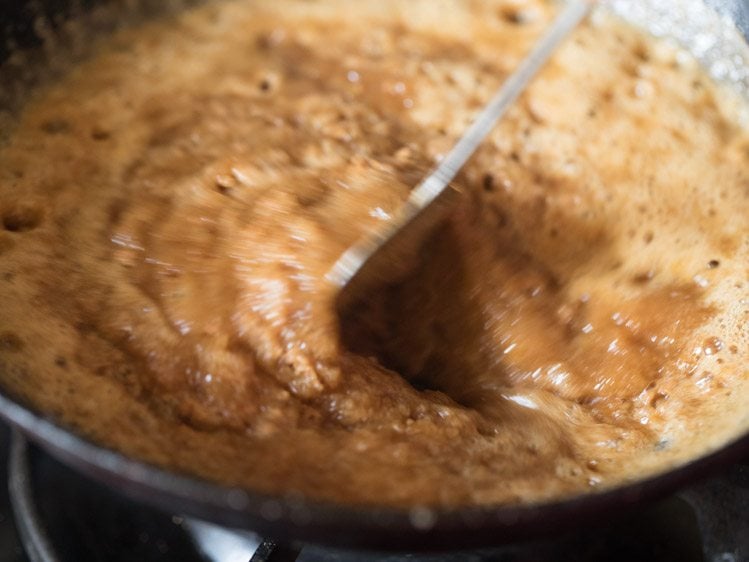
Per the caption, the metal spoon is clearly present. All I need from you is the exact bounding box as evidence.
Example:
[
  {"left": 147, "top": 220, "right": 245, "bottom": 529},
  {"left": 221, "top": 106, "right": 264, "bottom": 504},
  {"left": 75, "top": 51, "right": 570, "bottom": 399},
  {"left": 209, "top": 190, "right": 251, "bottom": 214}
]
[{"left": 327, "top": 0, "right": 594, "bottom": 311}]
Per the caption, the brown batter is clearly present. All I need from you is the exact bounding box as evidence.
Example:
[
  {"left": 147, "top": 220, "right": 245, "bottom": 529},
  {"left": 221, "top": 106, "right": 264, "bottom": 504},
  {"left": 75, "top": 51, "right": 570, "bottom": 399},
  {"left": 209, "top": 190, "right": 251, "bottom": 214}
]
[{"left": 0, "top": 0, "right": 748, "bottom": 508}]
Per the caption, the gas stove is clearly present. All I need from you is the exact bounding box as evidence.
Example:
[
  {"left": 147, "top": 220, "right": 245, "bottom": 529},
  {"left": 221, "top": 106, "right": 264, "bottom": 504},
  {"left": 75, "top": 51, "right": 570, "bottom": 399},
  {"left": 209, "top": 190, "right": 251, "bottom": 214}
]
[{"left": 0, "top": 422, "right": 745, "bottom": 562}]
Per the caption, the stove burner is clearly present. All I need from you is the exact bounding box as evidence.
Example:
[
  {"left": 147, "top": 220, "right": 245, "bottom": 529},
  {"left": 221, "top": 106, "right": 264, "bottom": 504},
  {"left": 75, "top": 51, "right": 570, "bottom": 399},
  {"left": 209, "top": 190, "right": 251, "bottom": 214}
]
[
  {"left": 2, "top": 425, "right": 747, "bottom": 562},
  {"left": 6, "top": 430, "right": 205, "bottom": 562},
  {"left": 8, "top": 436, "right": 55, "bottom": 562}
]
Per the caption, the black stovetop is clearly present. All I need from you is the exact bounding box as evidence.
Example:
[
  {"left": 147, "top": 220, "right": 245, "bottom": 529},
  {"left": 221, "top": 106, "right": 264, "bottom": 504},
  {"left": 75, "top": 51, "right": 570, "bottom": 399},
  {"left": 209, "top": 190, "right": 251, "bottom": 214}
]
[{"left": 0, "top": 420, "right": 746, "bottom": 562}]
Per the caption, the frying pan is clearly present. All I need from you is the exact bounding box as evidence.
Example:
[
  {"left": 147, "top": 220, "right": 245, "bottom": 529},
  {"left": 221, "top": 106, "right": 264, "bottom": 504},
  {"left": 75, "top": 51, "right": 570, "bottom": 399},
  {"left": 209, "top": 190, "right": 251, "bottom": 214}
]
[{"left": 1, "top": 0, "right": 749, "bottom": 553}]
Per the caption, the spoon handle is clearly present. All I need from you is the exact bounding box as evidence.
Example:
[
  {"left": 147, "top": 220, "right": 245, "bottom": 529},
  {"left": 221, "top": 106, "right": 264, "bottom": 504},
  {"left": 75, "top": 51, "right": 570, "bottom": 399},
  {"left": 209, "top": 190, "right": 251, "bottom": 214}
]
[{"left": 328, "top": 0, "right": 594, "bottom": 296}]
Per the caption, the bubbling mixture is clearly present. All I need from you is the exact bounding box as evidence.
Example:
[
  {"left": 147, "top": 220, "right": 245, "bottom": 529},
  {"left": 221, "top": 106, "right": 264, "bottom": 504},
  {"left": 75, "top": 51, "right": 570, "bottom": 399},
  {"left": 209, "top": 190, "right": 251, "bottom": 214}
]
[{"left": 0, "top": 0, "right": 748, "bottom": 508}]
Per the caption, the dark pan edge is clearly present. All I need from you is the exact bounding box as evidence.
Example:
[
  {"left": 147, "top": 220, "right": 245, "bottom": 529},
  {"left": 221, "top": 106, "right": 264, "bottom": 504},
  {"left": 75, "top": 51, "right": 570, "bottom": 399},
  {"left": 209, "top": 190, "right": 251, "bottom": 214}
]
[{"left": 0, "top": 389, "right": 747, "bottom": 551}]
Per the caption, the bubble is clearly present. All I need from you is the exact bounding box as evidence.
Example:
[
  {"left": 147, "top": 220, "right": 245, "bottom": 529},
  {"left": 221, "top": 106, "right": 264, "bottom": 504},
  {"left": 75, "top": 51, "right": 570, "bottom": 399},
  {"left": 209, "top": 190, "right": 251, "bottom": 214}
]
[
  {"left": 409, "top": 506, "right": 436, "bottom": 531},
  {"left": 0, "top": 332, "right": 23, "bottom": 352},
  {"left": 2, "top": 203, "right": 43, "bottom": 232},
  {"left": 40, "top": 118, "right": 70, "bottom": 134},
  {"left": 260, "top": 500, "right": 283, "bottom": 521},
  {"left": 226, "top": 488, "right": 249, "bottom": 509}
]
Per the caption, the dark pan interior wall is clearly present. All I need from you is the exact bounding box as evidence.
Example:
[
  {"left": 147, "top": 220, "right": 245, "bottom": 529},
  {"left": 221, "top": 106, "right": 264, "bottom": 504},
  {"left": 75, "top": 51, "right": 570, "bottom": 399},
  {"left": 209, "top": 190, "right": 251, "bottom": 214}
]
[{"left": 1, "top": 0, "right": 101, "bottom": 62}]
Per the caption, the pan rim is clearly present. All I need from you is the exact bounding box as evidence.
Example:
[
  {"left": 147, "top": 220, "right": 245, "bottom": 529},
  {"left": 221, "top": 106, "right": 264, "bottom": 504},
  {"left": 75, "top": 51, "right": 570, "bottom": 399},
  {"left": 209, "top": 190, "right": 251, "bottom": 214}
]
[{"left": 0, "top": 388, "right": 747, "bottom": 551}]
